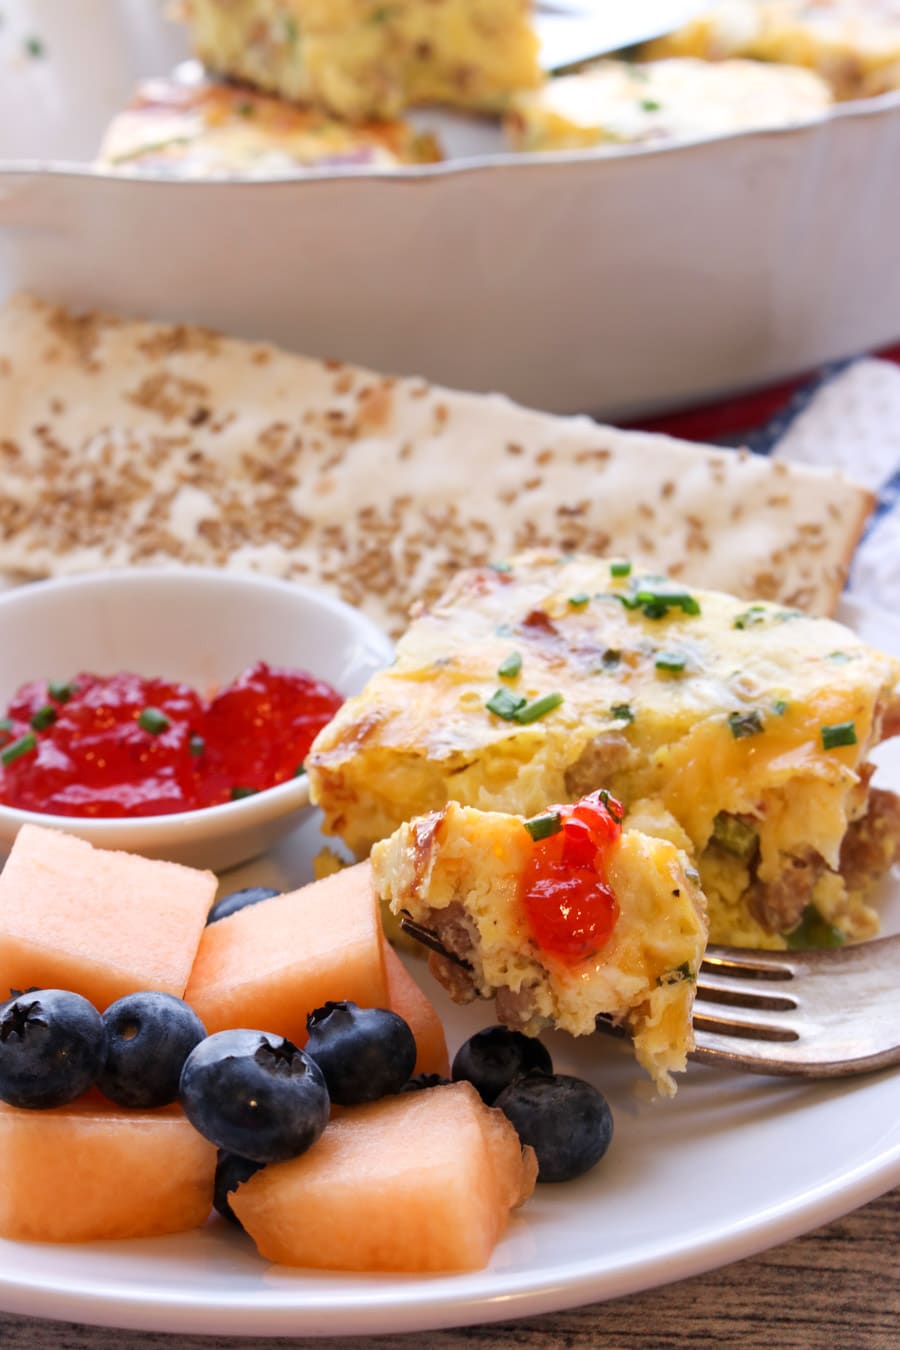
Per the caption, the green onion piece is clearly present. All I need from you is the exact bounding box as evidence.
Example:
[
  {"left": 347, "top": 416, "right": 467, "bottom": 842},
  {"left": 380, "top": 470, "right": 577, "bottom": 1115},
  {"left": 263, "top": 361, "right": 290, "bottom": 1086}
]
[
  {"left": 711, "top": 812, "right": 759, "bottom": 862},
  {"left": 772, "top": 698, "right": 789, "bottom": 716},
  {"left": 611, "top": 703, "right": 634, "bottom": 722},
  {"left": 602, "top": 648, "right": 621, "bottom": 667},
  {"left": 733, "top": 605, "right": 767, "bottom": 630},
  {"left": 294, "top": 762, "right": 306, "bottom": 777},
  {"left": 230, "top": 786, "right": 258, "bottom": 801},
  {"left": 189, "top": 734, "right": 206, "bottom": 757},
  {"left": 568, "top": 593, "right": 590, "bottom": 608},
  {"left": 826, "top": 651, "right": 852, "bottom": 664},
  {"left": 1, "top": 732, "right": 37, "bottom": 766},
  {"left": 656, "top": 960, "right": 694, "bottom": 987},
  {"left": 523, "top": 811, "right": 562, "bottom": 842},
  {"left": 48, "top": 680, "right": 76, "bottom": 703},
  {"left": 29, "top": 705, "right": 57, "bottom": 732},
  {"left": 640, "top": 98, "right": 661, "bottom": 112},
  {"left": 635, "top": 587, "right": 701, "bottom": 618},
  {"left": 597, "top": 789, "right": 624, "bottom": 824},
  {"left": 655, "top": 651, "right": 687, "bottom": 674},
  {"left": 24, "top": 36, "right": 45, "bottom": 59},
  {"left": 486, "top": 687, "right": 527, "bottom": 720},
  {"left": 786, "top": 905, "right": 845, "bottom": 950},
  {"left": 728, "top": 710, "right": 765, "bottom": 739},
  {"left": 137, "top": 707, "right": 170, "bottom": 735},
  {"left": 489, "top": 561, "right": 512, "bottom": 574},
  {"left": 610, "top": 561, "right": 632, "bottom": 578},
  {"left": 512, "top": 692, "right": 564, "bottom": 725},
  {"left": 821, "top": 721, "right": 857, "bottom": 750},
  {"left": 497, "top": 651, "right": 522, "bottom": 680}
]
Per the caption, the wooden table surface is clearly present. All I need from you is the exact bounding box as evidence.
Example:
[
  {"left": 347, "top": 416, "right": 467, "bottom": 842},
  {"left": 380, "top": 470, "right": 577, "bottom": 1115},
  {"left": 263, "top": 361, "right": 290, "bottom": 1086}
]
[{"left": 1, "top": 1187, "right": 895, "bottom": 1349}]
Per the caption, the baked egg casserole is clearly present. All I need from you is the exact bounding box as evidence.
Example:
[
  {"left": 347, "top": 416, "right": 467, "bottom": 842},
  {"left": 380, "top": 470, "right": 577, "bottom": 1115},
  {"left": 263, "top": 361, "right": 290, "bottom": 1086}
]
[
  {"left": 308, "top": 552, "right": 900, "bottom": 949},
  {"left": 98, "top": 77, "right": 440, "bottom": 176},
  {"left": 181, "top": 0, "right": 542, "bottom": 121},
  {"left": 505, "top": 57, "right": 830, "bottom": 152},
  {"left": 645, "top": 1, "right": 900, "bottom": 101},
  {"left": 372, "top": 792, "right": 707, "bottom": 1094}
]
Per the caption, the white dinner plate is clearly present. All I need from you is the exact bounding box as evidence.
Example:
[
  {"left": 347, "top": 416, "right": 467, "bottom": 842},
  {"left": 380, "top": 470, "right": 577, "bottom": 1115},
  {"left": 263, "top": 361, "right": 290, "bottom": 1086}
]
[{"left": 0, "top": 598, "right": 897, "bottom": 1338}]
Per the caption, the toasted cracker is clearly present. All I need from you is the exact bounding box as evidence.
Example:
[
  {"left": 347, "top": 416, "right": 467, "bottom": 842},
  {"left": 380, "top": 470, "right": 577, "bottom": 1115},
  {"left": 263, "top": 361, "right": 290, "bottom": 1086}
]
[{"left": 0, "top": 293, "right": 872, "bottom": 634}]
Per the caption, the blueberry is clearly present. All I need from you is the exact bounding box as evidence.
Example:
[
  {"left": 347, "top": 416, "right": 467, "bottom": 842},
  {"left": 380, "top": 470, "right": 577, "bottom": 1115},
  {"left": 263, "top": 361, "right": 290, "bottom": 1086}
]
[
  {"left": 0, "top": 989, "right": 106, "bottom": 1109},
  {"left": 494, "top": 1071, "right": 613, "bottom": 1182},
  {"left": 451, "top": 1026, "right": 553, "bottom": 1105},
  {"left": 179, "top": 1029, "right": 329, "bottom": 1163},
  {"left": 305, "top": 1002, "right": 417, "bottom": 1105},
  {"left": 400, "top": 1072, "right": 452, "bottom": 1093},
  {"left": 213, "top": 1149, "right": 264, "bottom": 1229},
  {"left": 98, "top": 992, "right": 207, "bottom": 1109},
  {"left": 206, "top": 886, "right": 280, "bottom": 925}
]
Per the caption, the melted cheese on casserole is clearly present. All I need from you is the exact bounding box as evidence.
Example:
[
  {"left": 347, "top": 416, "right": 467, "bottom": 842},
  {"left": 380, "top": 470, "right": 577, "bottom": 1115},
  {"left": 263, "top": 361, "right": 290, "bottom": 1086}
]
[
  {"left": 98, "top": 78, "right": 440, "bottom": 177},
  {"left": 506, "top": 58, "right": 830, "bottom": 153},
  {"left": 645, "top": 1, "right": 900, "bottom": 101},
  {"left": 308, "top": 552, "right": 900, "bottom": 945},
  {"left": 182, "top": 0, "right": 542, "bottom": 121},
  {"left": 372, "top": 801, "right": 707, "bottom": 1094}
]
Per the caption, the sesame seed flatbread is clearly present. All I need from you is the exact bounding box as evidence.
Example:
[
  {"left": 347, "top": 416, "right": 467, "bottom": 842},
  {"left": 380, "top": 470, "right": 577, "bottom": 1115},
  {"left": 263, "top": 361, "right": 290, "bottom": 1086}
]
[{"left": 0, "top": 293, "right": 873, "bottom": 634}]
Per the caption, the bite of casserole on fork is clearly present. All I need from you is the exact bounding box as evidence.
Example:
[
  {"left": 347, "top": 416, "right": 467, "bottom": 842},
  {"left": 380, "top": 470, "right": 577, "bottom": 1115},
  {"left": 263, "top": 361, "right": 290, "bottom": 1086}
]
[{"left": 372, "top": 790, "right": 708, "bottom": 1095}]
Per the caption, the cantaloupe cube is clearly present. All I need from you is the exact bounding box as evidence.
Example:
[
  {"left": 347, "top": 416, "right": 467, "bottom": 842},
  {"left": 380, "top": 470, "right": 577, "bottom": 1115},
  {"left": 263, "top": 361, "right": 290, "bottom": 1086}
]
[
  {"left": 185, "top": 862, "right": 388, "bottom": 1044},
  {"left": 231, "top": 1081, "right": 537, "bottom": 1272},
  {"left": 382, "top": 942, "right": 449, "bottom": 1078},
  {"left": 0, "top": 1096, "right": 216, "bottom": 1242},
  {"left": 0, "top": 825, "right": 216, "bottom": 1009}
]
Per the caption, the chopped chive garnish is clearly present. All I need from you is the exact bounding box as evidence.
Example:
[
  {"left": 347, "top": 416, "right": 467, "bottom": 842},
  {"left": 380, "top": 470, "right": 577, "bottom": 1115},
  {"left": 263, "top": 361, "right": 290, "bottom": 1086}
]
[
  {"left": 486, "top": 688, "right": 527, "bottom": 720},
  {"left": 826, "top": 651, "right": 852, "bottom": 664},
  {"left": 29, "top": 705, "right": 57, "bottom": 732},
  {"left": 137, "top": 707, "right": 170, "bottom": 735},
  {"left": 728, "top": 710, "right": 765, "bottom": 739},
  {"left": 189, "top": 734, "right": 206, "bottom": 757},
  {"left": 230, "top": 786, "right": 258, "bottom": 801},
  {"left": 497, "top": 651, "right": 522, "bottom": 680},
  {"left": 597, "top": 789, "right": 624, "bottom": 823},
  {"left": 711, "top": 812, "right": 759, "bottom": 862},
  {"left": 48, "top": 680, "right": 76, "bottom": 703},
  {"left": 24, "top": 36, "right": 45, "bottom": 59},
  {"left": 610, "top": 561, "right": 632, "bottom": 578},
  {"left": 523, "top": 811, "right": 562, "bottom": 842},
  {"left": 614, "top": 583, "right": 700, "bottom": 620},
  {"left": 1, "top": 732, "right": 36, "bottom": 766},
  {"left": 568, "top": 593, "right": 590, "bottom": 608},
  {"left": 294, "top": 762, "right": 306, "bottom": 776},
  {"left": 640, "top": 98, "right": 661, "bottom": 112},
  {"left": 772, "top": 698, "right": 789, "bottom": 716},
  {"left": 733, "top": 605, "right": 767, "bottom": 630},
  {"left": 512, "top": 692, "right": 564, "bottom": 724},
  {"left": 611, "top": 703, "right": 634, "bottom": 722},
  {"left": 821, "top": 721, "right": 857, "bottom": 750},
  {"left": 655, "top": 650, "right": 687, "bottom": 674}
]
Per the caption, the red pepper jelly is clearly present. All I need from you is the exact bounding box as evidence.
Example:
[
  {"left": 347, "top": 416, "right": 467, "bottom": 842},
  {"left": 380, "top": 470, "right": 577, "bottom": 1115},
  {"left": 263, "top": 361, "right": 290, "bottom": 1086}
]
[
  {"left": 0, "top": 662, "right": 342, "bottom": 818},
  {"left": 519, "top": 790, "right": 623, "bottom": 963}
]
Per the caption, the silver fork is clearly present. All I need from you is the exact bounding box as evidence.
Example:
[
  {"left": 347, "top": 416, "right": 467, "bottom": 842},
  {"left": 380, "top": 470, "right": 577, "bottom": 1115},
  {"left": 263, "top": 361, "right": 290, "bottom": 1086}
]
[
  {"left": 400, "top": 916, "right": 900, "bottom": 1080},
  {"left": 690, "top": 934, "right": 900, "bottom": 1078}
]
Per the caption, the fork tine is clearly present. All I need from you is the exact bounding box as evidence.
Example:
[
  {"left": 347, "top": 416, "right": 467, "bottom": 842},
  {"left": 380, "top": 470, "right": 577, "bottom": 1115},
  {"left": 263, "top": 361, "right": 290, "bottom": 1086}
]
[
  {"left": 695, "top": 970, "right": 797, "bottom": 1012},
  {"left": 692, "top": 999, "right": 799, "bottom": 1041}
]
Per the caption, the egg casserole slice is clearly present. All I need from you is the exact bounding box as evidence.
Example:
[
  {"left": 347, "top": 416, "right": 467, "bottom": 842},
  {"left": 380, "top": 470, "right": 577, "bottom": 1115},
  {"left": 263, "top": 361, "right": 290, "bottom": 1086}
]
[
  {"left": 645, "top": 1, "right": 900, "bottom": 101},
  {"left": 181, "top": 0, "right": 542, "bottom": 121},
  {"left": 372, "top": 794, "right": 708, "bottom": 1095},
  {"left": 505, "top": 57, "right": 830, "bottom": 153},
  {"left": 97, "top": 78, "right": 441, "bottom": 176},
  {"left": 308, "top": 552, "right": 900, "bottom": 949}
]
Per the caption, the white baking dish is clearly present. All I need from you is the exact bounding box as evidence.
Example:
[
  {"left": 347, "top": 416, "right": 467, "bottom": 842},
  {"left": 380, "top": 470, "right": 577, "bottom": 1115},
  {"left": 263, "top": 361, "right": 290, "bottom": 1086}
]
[{"left": 2, "top": 0, "right": 899, "bottom": 418}]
